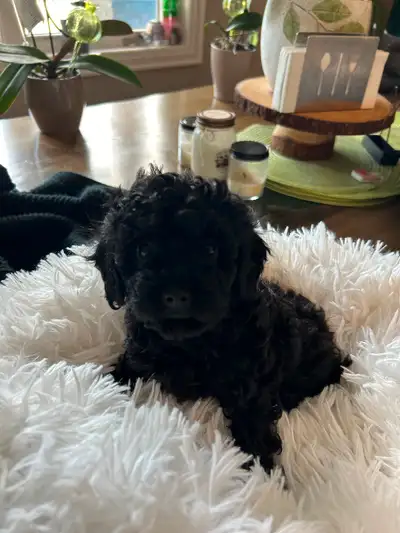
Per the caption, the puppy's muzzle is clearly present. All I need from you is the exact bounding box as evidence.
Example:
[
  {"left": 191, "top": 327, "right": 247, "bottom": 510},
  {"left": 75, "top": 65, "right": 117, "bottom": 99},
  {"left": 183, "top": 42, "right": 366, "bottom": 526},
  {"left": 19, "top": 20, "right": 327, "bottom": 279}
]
[{"left": 162, "top": 289, "right": 191, "bottom": 318}]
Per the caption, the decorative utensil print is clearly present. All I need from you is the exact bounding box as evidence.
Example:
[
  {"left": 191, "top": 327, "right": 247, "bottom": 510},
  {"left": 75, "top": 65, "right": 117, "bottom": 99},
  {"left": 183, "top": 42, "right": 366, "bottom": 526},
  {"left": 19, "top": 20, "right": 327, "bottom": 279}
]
[
  {"left": 346, "top": 58, "right": 358, "bottom": 95},
  {"left": 331, "top": 52, "right": 344, "bottom": 96},
  {"left": 318, "top": 52, "right": 331, "bottom": 96}
]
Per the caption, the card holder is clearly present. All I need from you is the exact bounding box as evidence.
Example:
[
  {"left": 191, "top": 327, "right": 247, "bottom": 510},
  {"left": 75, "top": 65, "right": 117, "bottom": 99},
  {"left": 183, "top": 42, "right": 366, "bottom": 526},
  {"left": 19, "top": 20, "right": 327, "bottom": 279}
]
[{"left": 272, "top": 45, "right": 388, "bottom": 114}]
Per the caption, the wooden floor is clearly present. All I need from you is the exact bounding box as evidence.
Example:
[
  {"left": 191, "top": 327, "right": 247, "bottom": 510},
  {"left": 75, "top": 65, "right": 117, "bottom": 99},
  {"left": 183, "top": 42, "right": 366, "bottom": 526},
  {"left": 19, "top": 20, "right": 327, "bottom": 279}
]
[{"left": 1, "top": 85, "right": 399, "bottom": 251}]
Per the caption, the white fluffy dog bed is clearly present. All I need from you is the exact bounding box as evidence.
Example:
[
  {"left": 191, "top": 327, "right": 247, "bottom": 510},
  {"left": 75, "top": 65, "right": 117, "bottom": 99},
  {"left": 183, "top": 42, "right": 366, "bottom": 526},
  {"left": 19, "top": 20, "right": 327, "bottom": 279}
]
[{"left": 1, "top": 224, "right": 400, "bottom": 533}]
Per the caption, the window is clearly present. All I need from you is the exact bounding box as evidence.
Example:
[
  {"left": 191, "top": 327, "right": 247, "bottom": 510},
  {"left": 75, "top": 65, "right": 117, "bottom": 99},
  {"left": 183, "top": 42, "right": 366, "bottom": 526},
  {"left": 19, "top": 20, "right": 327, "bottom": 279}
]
[
  {"left": 31, "top": 0, "right": 160, "bottom": 35},
  {"left": 1, "top": 0, "right": 206, "bottom": 71},
  {"left": 111, "top": 1, "right": 159, "bottom": 30}
]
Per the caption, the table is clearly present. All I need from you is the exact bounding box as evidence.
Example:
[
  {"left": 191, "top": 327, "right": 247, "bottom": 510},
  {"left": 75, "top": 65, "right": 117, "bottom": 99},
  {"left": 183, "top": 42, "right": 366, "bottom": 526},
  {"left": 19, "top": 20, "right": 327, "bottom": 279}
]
[{"left": 1, "top": 86, "right": 400, "bottom": 250}]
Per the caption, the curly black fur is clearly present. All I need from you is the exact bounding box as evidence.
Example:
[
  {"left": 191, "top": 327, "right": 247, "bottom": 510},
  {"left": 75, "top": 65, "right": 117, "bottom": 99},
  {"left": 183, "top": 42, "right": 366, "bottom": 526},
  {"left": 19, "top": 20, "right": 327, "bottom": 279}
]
[{"left": 93, "top": 167, "right": 350, "bottom": 472}]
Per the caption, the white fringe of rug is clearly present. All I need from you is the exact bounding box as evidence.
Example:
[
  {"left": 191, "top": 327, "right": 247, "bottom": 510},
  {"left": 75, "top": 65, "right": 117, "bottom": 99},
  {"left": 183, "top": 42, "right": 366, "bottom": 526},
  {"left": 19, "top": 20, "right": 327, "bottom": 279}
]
[{"left": 1, "top": 223, "right": 400, "bottom": 532}]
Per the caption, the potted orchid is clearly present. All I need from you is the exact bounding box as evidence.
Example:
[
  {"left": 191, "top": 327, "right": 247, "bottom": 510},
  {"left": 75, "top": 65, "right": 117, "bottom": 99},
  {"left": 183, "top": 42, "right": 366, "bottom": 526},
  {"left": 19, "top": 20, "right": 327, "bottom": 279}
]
[
  {"left": 0, "top": 1, "right": 141, "bottom": 139},
  {"left": 206, "top": 1, "right": 263, "bottom": 103}
]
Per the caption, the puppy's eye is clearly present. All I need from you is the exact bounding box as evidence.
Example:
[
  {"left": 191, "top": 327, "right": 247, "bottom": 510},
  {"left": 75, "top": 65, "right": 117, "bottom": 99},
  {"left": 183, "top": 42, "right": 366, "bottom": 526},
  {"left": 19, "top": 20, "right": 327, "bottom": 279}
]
[{"left": 207, "top": 245, "right": 217, "bottom": 256}]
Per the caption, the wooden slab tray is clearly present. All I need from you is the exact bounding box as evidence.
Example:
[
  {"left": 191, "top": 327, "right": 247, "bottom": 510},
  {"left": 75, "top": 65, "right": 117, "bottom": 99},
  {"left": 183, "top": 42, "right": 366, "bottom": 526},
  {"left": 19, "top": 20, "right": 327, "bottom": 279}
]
[{"left": 235, "top": 77, "right": 396, "bottom": 161}]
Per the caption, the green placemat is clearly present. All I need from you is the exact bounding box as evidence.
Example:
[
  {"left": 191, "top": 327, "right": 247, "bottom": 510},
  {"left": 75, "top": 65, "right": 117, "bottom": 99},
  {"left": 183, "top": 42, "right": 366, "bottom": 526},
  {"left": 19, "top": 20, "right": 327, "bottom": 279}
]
[{"left": 237, "top": 114, "right": 400, "bottom": 206}]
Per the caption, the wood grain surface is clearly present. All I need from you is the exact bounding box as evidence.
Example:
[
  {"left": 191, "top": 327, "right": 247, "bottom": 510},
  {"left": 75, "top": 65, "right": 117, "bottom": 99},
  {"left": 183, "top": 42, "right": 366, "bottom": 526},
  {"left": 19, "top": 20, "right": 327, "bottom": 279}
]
[
  {"left": 1, "top": 85, "right": 400, "bottom": 250},
  {"left": 235, "top": 77, "right": 396, "bottom": 136}
]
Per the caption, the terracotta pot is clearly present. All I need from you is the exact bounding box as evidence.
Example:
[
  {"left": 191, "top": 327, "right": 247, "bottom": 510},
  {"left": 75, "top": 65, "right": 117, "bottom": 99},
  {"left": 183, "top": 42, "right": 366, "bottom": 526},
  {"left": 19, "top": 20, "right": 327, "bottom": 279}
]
[
  {"left": 25, "top": 74, "right": 85, "bottom": 139},
  {"left": 210, "top": 43, "right": 254, "bottom": 103}
]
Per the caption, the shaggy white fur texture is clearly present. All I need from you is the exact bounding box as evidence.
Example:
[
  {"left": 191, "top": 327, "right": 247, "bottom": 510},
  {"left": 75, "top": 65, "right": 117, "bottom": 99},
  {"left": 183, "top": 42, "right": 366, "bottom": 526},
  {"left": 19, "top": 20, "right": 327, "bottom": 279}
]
[{"left": 1, "top": 224, "right": 400, "bottom": 533}]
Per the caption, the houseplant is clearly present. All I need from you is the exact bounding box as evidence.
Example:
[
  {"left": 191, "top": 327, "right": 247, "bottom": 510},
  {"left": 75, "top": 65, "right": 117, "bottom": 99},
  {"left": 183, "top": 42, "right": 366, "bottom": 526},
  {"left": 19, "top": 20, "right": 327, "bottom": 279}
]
[
  {"left": 206, "top": 7, "right": 263, "bottom": 103},
  {"left": 260, "top": 0, "right": 375, "bottom": 91},
  {"left": 379, "top": 1, "right": 400, "bottom": 93},
  {"left": 0, "top": 1, "right": 141, "bottom": 138}
]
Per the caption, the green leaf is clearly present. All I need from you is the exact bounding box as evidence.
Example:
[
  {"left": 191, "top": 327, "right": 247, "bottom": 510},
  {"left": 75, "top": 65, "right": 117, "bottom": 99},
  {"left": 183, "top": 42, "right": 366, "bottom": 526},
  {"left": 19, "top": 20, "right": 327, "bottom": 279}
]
[
  {"left": 247, "top": 30, "right": 259, "bottom": 48},
  {"left": 311, "top": 0, "right": 351, "bottom": 24},
  {"left": 0, "top": 64, "right": 33, "bottom": 114},
  {"left": 72, "top": 54, "right": 142, "bottom": 87},
  {"left": 337, "top": 21, "right": 366, "bottom": 33},
  {"left": 283, "top": 6, "right": 300, "bottom": 43},
  {"left": 226, "top": 11, "right": 263, "bottom": 32},
  {"left": 0, "top": 44, "right": 49, "bottom": 64},
  {"left": 101, "top": 19, "right": 133, "bottom": 36}
]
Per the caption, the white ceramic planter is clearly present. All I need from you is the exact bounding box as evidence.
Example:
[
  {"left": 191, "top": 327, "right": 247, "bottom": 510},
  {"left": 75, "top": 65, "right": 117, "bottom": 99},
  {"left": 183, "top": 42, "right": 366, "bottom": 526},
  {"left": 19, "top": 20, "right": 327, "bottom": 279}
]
[
  {"left": 260, "top": 0, "right": 373, "bottom": 91},
  {"left": 25, "top": 75, "right": 85, "bottom": 138},
  {"left": 210, "top": 44, "right": 254, "bottom": 103}
]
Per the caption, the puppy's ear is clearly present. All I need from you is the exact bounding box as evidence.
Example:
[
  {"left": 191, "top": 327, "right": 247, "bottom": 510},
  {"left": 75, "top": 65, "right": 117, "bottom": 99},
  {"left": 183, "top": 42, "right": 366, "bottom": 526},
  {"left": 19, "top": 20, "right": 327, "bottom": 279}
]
[
  {"left": 236, "top": 228, "right": 269, "bottom": 300},
  {"left": 92, "top": 238, "right": 126, "bottom": 310}
]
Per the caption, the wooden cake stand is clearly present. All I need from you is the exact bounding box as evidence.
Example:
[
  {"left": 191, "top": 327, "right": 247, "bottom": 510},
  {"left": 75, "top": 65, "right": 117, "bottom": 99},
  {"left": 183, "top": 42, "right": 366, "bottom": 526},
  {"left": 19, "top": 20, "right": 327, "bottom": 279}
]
[{"left": 235, "top": 77, "right": 396, "bottom": 161}]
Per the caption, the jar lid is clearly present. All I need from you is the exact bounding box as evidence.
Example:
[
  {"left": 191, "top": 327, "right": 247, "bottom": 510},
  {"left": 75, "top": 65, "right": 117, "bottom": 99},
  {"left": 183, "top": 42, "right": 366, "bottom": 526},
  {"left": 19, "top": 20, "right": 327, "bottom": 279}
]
[
  {"left": 196, "top": 109, "right": 236, "bottom": 129},
  {"left": 230, "top": 141, "right": 269, "bottom": 162},
  {"left": 180, "top": 116, "right": 197, "bottom": 131}
]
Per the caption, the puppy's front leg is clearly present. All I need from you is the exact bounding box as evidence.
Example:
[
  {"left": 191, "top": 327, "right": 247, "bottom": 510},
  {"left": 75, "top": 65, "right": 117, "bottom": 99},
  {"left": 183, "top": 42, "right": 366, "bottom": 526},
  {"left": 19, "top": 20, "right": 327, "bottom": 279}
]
[
  {"left": 222, "top": 399, "right": 282, "bottom": 473},
  {"left": 111, "top": 352, "right": 141, "bottom": 389}
]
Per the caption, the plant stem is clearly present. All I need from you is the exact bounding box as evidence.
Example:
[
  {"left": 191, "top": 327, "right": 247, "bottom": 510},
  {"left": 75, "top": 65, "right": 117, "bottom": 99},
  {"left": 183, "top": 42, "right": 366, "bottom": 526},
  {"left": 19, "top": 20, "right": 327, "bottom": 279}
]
[
  {"left": 206, "top": 20, "right": 230, "bottom": 39},
  {"left": 68, "top": 40, "right": 82, "bottom": 74},
  {"left": 48, "top": 13, "right": 70, "bottom": 37},
  {"left": 292, "top": 1, "right": 331, "bottom": 33},
  {"left": 30, "top": 31, "right": 38, "bottom": 48},
  {"left": 51, "top": 38, "right": 75, "bottom": 68},
  {"left": 46, "top": 63, "right": 56, "bottom": 79},
  {"left": 43, "top": 0, "right": 56, "bottom": 58}
]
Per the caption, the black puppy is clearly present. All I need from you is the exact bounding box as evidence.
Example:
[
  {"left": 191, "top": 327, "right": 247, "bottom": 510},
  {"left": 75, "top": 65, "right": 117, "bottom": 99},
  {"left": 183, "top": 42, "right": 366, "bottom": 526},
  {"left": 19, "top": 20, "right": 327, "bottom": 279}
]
[{"left": 93, "top": 168, "right": 350, "bottom": 472}]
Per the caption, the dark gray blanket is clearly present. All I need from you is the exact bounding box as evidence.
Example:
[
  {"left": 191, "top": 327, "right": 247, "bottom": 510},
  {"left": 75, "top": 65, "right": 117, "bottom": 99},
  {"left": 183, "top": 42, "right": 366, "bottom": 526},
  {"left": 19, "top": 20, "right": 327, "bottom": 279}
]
[{"left": 0, "top": 165, "right": 118, "bottom": 282}]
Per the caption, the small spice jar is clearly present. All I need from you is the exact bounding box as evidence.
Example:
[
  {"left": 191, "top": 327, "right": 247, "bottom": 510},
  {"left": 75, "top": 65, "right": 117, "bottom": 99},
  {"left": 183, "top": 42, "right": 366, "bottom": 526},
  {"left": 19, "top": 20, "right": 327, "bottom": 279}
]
[
  {"left": 178, "top": 116, "right": 196, "bottom": 172},
  {"left": 192, "top": 110, "right": 236, "bottom": 180},
  {"left": 228, "top": 141, "right": 269, "bottom": 200}
]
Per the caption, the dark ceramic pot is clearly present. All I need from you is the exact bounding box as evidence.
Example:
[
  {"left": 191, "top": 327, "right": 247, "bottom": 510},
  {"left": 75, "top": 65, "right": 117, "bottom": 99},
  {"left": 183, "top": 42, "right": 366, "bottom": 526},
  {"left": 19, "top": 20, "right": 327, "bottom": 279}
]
[{"left": 25, "top": 74, "right": 85, "bottom": 139}]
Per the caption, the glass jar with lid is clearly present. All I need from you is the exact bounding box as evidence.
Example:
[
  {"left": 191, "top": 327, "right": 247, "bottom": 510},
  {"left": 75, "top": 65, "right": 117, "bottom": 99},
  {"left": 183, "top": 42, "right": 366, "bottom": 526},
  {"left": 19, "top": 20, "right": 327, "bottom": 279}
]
[
  {"left": 227, "top": 141, "right": 269, "bottom": 200},
  {"left": 191, "top": 110, "right": 236, "bottom": 180},
  {"left": 178, "top": 116, "right": 196, "bottom": 172}
]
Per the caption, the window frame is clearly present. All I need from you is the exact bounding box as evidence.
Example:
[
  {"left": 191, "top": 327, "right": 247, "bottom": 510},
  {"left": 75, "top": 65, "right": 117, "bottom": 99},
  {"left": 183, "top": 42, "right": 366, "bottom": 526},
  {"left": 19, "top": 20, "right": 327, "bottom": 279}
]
[
  {"left": 2, "top": 0, "right": 206, "bottom": 72},
  {"left": 96, "top": 0, "right": 207, "bottom": 72}
]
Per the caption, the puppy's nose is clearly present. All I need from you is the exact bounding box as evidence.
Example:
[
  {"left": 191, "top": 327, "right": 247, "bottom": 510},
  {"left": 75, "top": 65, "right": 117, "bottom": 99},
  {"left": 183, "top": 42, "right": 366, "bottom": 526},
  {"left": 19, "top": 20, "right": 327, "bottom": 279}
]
[{"left": 162, "top": 290, "right": 191, "bottom": 312}]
